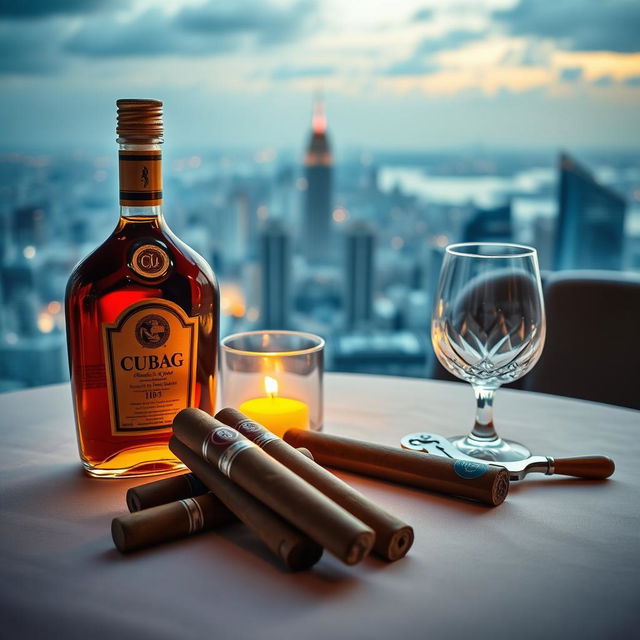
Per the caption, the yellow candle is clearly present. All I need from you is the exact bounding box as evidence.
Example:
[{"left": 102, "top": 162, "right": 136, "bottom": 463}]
[{"left": 239, "top": 376, "right": 309, "bottom": 438}]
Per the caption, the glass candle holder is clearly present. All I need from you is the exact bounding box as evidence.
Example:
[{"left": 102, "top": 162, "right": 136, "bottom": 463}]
[{"left": 220, "top": 331, "right": 324, "bottom": 437}]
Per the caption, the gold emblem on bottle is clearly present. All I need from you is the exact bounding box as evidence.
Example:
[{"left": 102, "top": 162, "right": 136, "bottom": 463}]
[{"left": 131, "top": 243, "right": 170, "bottom": 279}]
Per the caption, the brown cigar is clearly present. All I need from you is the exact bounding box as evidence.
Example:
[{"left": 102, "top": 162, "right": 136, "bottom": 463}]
[
  {"left": 169, "top": 438, "right": 322, "bottom": 571},
  {"left": 112, "top": 493, "right": 235, "bottom": 553},
  {"left": 173, "top": 408, "right": 375, "bottom": 565},
  {"left": 126, "top": 447, "right": 314, "bottom": 512},
  {"left": 216, "top": 407, "right": 414, "bottom": 562},
  {"left": 282, "top": 429, "right": 510, "bottom": 507},
  {"left": 127, "top": 473, "right": 208, "bottom": 512}
]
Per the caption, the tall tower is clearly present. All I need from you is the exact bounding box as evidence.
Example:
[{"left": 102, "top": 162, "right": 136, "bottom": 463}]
[
  {"left": 345, "top": 221, "right": 375, "bottom": 330},
  {"left": 259, "top": 220, "right": 291, "bottom": 329},
  {"left": 303, "top": 97, "right": 333, "bottom": 265},
  {"left": 555, "top": 152, "right": 626, "bottom": 270}
]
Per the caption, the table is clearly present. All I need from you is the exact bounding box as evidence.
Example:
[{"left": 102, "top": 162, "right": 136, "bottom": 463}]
[{"left": 1, "top": 374, "right": 638, "bottom": 639}]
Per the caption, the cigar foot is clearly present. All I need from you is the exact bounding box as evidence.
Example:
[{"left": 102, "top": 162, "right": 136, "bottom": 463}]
[
  {"left": 386, "top": 527, "right": 415, "bottom": 562},
  {"left": 111, "top": 518, "right": 130, "bottom": 553},
  {"left": 126, "top": 492, "right": 142, "bottom": 513},
  {"left": 285, "top": 540, "right": 324, "bottom": 572},
  {"left": 346, "top": 531, "right": 376, "bottom": 565}
]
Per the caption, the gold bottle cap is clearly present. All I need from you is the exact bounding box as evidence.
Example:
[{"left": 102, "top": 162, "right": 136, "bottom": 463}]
[{"left": 116, "top": 99, "right": 163, "bottom": 142}]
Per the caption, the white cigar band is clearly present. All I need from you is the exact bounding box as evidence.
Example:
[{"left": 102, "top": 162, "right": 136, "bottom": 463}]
[
  {"left": 179, "top": 497, "right": 206, "bottom": 534},
  {"left": 202, "top": 426, "right": 240, "bottom": 460},
  {"left": 217, "top": 440, "right": 255, "bottom": 477},
  {"left": 236, "top": 418, "right": 279, "bottom": 448}
]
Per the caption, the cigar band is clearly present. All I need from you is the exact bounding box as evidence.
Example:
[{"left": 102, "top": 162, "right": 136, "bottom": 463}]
[
  {"left": 453, "top": 459, "right": 488, "bottom": 479},
  {"left": 235, "top": 419, "right": 279, "bottom": 448},
  {"left": 202, "top": 426, "right": 240, "bottom": 460},
  {"left": 179, "top": 497, "right": 206, "bottom": 534},
  {"left": 218, "top": 440, "right": 255, "bottom": 477}
]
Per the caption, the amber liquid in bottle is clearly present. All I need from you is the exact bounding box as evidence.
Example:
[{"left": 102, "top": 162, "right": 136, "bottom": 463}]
[{"left": 65, "top": 100, "right": 219, "bottom": 478}]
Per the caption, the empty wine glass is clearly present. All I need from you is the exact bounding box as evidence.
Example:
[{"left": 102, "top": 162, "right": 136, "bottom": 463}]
[{"left": 431, "top": 242, "right": 546, "bottom": 462}]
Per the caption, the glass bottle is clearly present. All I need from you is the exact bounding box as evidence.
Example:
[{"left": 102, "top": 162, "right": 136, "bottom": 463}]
[{"left": 65, "top": 99, "right": 219, "bottom": 478}]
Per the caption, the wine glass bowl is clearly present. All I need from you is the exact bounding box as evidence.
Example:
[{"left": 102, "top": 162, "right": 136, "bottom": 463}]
[{"left": 431, "top": 243, "right": 546, "bottom": 461}]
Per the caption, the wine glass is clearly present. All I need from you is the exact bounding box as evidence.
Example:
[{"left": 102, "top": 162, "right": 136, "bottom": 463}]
[{"left": 431, "top": 242, "right": 546, "bottom": 462}]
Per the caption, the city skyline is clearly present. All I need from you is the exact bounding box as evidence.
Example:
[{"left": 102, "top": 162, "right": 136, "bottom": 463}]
[
  {"left": 1, "top": 93, "right": 638, "bottom": 391},
  {"left": 1, "top": 1, "right": 639, "bottom": 151}
]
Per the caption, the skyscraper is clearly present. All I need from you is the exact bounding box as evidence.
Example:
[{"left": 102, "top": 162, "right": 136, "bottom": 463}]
[
  {"left": 259, "top": 219, "right": 291, "bottom": 329},
  {"left": 303, "top": 98, "right": 333, "bottom": 265},
  {"left": 555, "top": 153, "right": 626, "bottom": 270},
  {"left": 345, "top": 221, "right": 375, "bottom": 329},
  {"left": 462, "top": 202, "right": 512, "bottom": 243}
]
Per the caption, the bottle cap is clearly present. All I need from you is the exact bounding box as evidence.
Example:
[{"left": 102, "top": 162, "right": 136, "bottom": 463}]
[{"left": 116, "top": 99, "right": 163, "bottom": 142}]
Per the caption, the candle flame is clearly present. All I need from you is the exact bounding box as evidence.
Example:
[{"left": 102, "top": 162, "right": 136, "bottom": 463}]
[{"left": 264, "top": 376, "right": 278, "bottom": 398}]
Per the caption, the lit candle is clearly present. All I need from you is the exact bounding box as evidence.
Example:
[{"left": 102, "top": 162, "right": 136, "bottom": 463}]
[{"left": 239, "top": 376, "right": 309, "bottom": 438}]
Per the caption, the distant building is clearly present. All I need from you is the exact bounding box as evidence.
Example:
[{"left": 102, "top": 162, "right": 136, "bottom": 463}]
[
  {"left": 332, "top": 331, "right": 428, "bottom": 377},
  {"left": 303, "top": 98, "right": 333, "bottom": 265},
  {"left": 555, "top": 153, "right": 626, "bottom": 270},
  {"left": 229, "top": 188, "right": 253, "bottom": 265},
  {"left": 425, "top": 241, "right": 446, "bottom": 303},
  {"left": 462, "top": 202, "right": 512, "bottom": 243},
  {"left": 12, "top": 205, "right": 47, "bottom": 249},
  {"left": 259, "top": 220, "right": 291, "bottom": 329},
  {"left": 532, "top": 216, "right": 556, "bottom": 271},
  {"left": 345, "top": 221, "right": 375, "bottom": 329}
]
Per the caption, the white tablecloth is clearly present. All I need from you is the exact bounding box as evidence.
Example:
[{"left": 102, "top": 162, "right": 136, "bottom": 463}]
[{"left": 1, "top": 374, "right": 638, "bottom": 639}]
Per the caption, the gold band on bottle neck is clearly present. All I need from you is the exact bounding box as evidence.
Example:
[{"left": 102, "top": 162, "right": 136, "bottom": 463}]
[{"left": 117, "top": 99, "right": 164, "bottom": 206}]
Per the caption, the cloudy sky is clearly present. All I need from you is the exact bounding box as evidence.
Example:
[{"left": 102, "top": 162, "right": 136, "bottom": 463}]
[{"left": 1, "top": 0, "right": 639, "bottom": 152}]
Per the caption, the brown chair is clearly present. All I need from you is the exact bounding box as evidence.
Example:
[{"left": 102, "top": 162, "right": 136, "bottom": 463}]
[{"left": 523, "top": 270, "right": 640, "bottom": 410}]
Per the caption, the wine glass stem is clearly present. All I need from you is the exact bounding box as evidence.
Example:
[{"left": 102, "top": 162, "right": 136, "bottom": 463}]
[{"left": 471, "top": 385, "right": 498, "bottom": 441}]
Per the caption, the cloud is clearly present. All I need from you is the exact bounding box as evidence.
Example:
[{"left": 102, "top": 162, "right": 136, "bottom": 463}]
[
  {"left": 495, "top": 0, "right": 640, "bottom": 53},
  {"left": 593, "top": 75, "right": 614, "bottom": 87},
  {"left": 270, "top": 65, "right": 335, "bottom": 80},
  {"left": 176, "top": 0, "right": 317, "bottom": 45},
  {"left": 417, "top": 30, "right": 482, "bottom": 55},
  {"left": 501, "top": 41, "right": 553, "bottom": 67},
  {"left": 412, "top": 8, "right": 433, "bottom": 22},
  {"left": 382, "top": 29, "right": 481, "bottom": 76},
  {"left": 64, "top": 10, "right": 237, "bottom": 57},
  {"left": 559, "top": 67, "right": 583, "bottom": 82},
  {"left": 383, "top": 58, "right": 439, "bottom": 77},
  {"left": 0, "top": 21, "right": 66, "bottom": 73},
  {"left": 0, "top": 0, "right": 115, "bottom": 19},
  {"left": 64, "top": 0, "right": 318, "bottom": 58}
]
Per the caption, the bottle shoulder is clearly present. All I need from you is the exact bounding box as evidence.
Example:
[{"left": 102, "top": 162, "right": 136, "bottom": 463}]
[
  {"left": 163, "top": 226, "right": 218, "bottom": 289},
  {"left": 65, "top": 216, "right": 218, "bottom": 300}
]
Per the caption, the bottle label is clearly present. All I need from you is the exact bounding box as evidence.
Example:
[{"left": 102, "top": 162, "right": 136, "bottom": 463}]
[
  {"left": 102, "top": 299, "right": 198, "bottom": 435},
  {"left": 119, "top": 150, "right": 162, "bottom": 206}
]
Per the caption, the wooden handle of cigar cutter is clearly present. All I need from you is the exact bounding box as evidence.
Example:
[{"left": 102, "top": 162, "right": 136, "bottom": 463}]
[{"left": 552, "top": 456, "right": 615, "bottom": 479}]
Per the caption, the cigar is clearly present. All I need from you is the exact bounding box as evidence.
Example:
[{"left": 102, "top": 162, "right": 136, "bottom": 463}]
[
  {"left": 173, "top": 408, "right": 375, "bottom": 565},
  {"left": 282, "top": 429, "right": 510, "bottom": 507},
  {"left": 169, "top": 438, "right": 322, "bottom": 571},
  {"left": 112, "top": 493, "right": 234, "bottom": 553},
  {"left": 216, "top": 408, "right": 414, "bottom": 562},
  {"left": 127, "top": 474, "right": 208, "bottom": 512},
  {"left": 126, "top": 447, "right": 315, "bottom": 512}
]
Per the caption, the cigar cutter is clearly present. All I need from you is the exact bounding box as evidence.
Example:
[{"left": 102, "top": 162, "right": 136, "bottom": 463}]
[{"left": 400, "top": 432, "right": 614, "bottom": 481}]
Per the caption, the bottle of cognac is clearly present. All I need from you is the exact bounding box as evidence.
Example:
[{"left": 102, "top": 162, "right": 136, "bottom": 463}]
[{"left": 65, "top": 99, "right": 219, "bottom": 478}]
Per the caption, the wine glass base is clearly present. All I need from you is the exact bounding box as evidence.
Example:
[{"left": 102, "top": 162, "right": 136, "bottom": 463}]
[{"left": 449, "top": 435, "right": 531, "bottom": 462}]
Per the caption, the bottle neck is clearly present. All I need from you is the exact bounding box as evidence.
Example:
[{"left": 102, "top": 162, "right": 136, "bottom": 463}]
[{"left": 118, "top": 142, "right": 163, "bottom": 219}]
